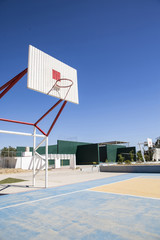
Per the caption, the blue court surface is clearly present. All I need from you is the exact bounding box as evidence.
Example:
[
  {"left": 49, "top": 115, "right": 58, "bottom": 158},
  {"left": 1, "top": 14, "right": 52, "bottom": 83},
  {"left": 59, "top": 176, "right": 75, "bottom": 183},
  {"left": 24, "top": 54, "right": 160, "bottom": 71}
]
[{"left": 0, "top": 173, "right": 160, "bottom": 240}]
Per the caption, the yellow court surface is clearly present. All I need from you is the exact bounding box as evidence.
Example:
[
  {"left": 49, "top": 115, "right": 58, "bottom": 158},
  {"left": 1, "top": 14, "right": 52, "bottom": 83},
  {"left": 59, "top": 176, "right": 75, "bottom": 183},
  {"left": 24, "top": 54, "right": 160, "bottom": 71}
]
[{"left": 90, "top": 177, "right": 160, "bottom": 199}]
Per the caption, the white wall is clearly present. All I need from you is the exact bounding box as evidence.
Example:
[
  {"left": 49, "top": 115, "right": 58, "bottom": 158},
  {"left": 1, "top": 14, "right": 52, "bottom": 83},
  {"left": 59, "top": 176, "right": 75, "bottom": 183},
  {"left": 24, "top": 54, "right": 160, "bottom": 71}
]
[
  {"left": 14, "top": 154, "right": 76, "bottom": 170},
  {"left": 153, "top": 148, "right": 160, "bottom": 161}
]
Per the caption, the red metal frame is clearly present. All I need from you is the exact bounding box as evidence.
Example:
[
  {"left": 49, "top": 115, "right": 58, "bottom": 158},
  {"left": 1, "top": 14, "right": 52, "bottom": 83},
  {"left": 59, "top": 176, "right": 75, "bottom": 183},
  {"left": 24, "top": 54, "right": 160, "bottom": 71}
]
[
  {"left": 0, "top": 118, "right": 34, "bottom": 126},
  {"left": 0, "top": 68, "right": 28, "bottom": 99},
  {"left": 34, "top": 99, "right": 63, "bottom": 126},
  {"left": 46, "top": 101, "right": 67, "bottom": 136},
  {"left": 0, "top": 69, "right": 67, "bottom": 137}
]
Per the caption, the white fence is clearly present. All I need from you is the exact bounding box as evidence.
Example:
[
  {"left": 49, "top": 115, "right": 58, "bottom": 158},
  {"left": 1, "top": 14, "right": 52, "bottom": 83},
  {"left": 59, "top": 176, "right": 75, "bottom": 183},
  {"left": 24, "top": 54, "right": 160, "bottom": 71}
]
[
  {"left": 0, "top": 157, "right": 17, "bottom": 168},
  {"left": 0, "top": 154, "right": 76, "bottom": 170}
]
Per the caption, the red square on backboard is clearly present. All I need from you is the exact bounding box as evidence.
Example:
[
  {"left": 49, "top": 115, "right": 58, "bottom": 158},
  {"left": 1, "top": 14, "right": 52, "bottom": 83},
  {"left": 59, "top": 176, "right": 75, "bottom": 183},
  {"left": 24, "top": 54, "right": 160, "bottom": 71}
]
[{"left": 52, "top": 69, "right": 61, "bottom": 80}]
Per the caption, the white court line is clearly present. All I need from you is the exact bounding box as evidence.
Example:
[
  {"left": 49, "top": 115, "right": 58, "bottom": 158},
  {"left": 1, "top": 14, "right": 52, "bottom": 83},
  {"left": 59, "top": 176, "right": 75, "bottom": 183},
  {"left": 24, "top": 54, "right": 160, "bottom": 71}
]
[
  {"left": 89, "top": 190, "right": 160, "bottom": 200},
  {"left": 0, "top": 175, "right": 142, "bottom": 211},
  {"left": 0, "top": 189, "right": 86, "bottom": 211}
]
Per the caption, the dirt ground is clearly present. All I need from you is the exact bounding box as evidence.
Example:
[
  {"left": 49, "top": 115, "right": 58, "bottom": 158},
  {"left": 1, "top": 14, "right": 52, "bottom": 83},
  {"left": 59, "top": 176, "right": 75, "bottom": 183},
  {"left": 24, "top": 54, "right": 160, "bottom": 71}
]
[
  {"left": 0, "top": 168, "right": 31, "bottom": 174},
  {"left": 0, "top": 166, "right": 124, "bottom": 195}
]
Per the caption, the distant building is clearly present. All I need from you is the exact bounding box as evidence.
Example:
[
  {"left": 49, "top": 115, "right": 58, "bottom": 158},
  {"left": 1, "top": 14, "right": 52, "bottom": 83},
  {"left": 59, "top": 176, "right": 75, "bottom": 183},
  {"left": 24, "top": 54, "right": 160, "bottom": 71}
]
[{"left": 17, "top": 140, "right": 136, "bottom": 165}]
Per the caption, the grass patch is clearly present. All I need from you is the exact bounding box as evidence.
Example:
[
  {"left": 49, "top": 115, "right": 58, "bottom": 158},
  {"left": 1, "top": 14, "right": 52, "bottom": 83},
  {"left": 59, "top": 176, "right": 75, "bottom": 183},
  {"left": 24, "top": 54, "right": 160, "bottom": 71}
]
[{"left": 0, "top": 178, "right": 26, "bottom": 184}]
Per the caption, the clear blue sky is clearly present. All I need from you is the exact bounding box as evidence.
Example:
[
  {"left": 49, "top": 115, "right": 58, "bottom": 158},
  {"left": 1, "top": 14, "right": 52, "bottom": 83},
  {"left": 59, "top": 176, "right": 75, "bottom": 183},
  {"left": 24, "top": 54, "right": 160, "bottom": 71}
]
[{"left": 0, "top": 0, "right": 160, "bottom": 149}]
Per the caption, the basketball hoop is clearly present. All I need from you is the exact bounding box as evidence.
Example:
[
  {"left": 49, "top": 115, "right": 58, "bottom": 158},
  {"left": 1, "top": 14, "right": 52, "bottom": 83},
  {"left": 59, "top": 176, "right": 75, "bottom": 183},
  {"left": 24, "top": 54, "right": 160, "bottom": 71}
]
[
  {"left": 56, "top": 78, "right": 73, "bottom": 88},
  {"left": 47, "top": 78, "right": 73, "bottom": 100},
  {"left": 0, "top": 45, "right": 78, "bottom": 189}
]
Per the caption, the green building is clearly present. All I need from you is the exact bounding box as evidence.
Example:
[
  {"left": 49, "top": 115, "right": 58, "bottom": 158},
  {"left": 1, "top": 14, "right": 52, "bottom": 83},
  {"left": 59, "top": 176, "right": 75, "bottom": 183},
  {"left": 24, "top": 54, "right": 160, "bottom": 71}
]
[{"left": 17, "top": 140, "right": 136, "bottom": 165}]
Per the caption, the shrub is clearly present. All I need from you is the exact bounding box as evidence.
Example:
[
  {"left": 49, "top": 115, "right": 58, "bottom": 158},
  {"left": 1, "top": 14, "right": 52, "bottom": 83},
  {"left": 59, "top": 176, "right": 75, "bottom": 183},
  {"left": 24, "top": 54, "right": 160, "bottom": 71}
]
[
  {"left": 118, "top": 154, "right": 124, "bottom": 164},
  {"left": 137, "top": 151, "right": 143, "bottom": 162},
  {"left": 124, "top": 160, "right": 131, "bottom": 165},
  {"left": 129, "top": 150, "right": 134, "bottom": 162},
  {"left": 144, "top": 154, "right": 150, "bottom": 162}
]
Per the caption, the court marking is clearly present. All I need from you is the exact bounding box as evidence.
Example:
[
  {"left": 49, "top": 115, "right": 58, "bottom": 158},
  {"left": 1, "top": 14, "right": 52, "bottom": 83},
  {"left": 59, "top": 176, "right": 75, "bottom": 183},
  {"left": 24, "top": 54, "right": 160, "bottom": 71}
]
[
  {"left": 0, "top": 173, "right": 160, "bottom": 240},
  {"left": 85, "top": 175, "right": 140, "bottom": 189},
  {"left": 0, "top": 189, "right": 86, "bottom": 210},
  {"left": 0, "top": 174, "right": 159, "bottom": 210},
  {"left": 89, "top": 189, "right": 160, "bottom": 200},
  {"left": 0, "top": 174, "right": 138, "bottom": 210}
]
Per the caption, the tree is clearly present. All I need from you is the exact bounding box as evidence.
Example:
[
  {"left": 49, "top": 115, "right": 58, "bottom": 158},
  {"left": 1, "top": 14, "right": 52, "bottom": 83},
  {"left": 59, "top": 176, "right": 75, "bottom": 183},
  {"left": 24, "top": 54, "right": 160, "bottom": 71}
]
[
  {"left": 129, "top": 150, "right": 134, "bottom": 162},
  {"left": 1, "top": 146, "right": 16, "bottom": 157},
  {"left": 118, "top": 154, "right": 124, "bottom": 164},
  {"left": 136, "top": 151, "right": 143, "bottom": 162},
  {"left": 154, "top": 137, "right": 160, "bottom": 148}
]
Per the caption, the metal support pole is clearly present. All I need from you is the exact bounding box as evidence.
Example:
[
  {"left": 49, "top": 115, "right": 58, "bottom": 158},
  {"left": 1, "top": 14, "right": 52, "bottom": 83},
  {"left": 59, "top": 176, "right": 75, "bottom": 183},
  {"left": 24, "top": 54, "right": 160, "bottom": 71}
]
[
  {"left": 33, "top": 127, "right": 36, "bottom": 186},
  {"left": 45, "top": 136, "right": 48, "bottom": 188},
  {"left": 138, "top": 142, "right": 146, "bottom": 162},
  {"left": 0, "top": 129, "right": 45, "bottom": 138}
]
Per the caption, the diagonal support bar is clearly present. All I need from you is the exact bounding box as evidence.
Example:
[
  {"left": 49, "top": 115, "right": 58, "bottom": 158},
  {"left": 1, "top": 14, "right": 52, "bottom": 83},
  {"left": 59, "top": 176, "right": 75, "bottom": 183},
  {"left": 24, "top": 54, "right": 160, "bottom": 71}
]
[
  {"left": 35, "top": 137, "right": 47, "bottom": 151},
  {"left": 47, "top": 101, "right": 67, "bottom": 136},
  {"left": 0, "top": 68, "right": 28, "bottom": 99},
  {"left": 35, "top": 151, "right": 46, "bottom": 160},
  {"left": 0, "top": 76, "right": 18, "bottom": 91},
  {"left": 35, "top": 125, "right": 47, "bottom": 136},
  {"left": 34, "top": 99, "right": 62, "bottom": 126}
]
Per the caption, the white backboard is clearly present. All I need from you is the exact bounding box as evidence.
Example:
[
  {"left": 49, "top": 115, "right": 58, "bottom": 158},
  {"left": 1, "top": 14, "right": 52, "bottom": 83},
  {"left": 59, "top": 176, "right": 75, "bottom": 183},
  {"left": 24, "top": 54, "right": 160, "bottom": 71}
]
[
  {"left": 147, "top": 138, "right": 153, "bottom": 148},
  {"left": 27, "top": 45, "right": 79, "bottom": 104}
]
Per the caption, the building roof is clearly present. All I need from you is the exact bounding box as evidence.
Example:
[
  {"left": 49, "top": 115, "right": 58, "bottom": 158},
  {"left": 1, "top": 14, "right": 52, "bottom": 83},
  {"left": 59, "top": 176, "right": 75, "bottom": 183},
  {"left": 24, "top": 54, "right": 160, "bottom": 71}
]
[{"left": 98, "top": 141, "right": 129, "bottom": 146}]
